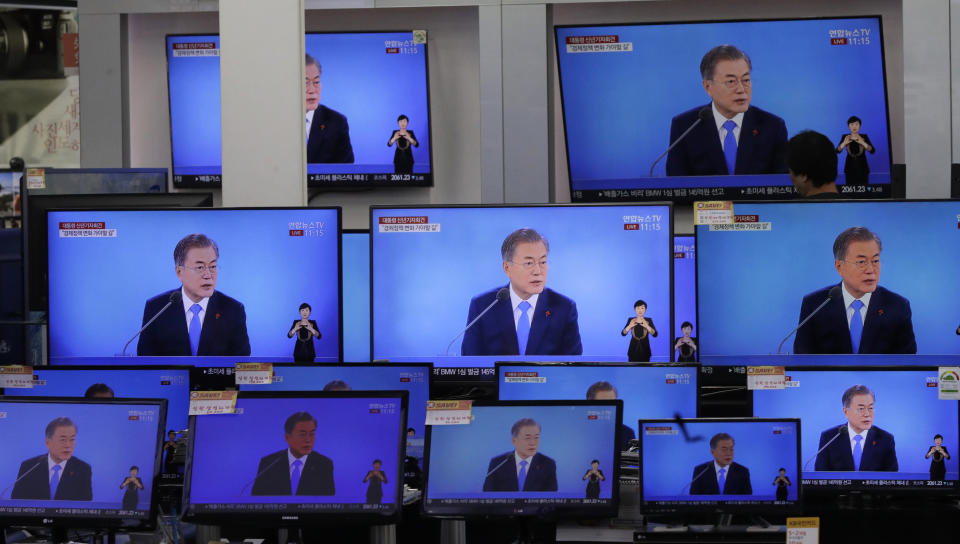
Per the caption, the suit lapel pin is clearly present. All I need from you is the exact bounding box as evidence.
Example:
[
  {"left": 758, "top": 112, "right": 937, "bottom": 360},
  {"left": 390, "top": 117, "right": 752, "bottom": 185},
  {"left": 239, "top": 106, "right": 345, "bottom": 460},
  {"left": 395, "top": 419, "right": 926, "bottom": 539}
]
[
  {"left": 545, "top": 310, "right": 551, "bottom": 317},
  {"left": 752, "top": 129, "right": 759, "bottom": 136},
  {"left": 872, "top": 441, "right": 876, "bottom": 446},
  {"left": 320, "top": 124, "right": 326, "bottom": 130},
  {"left": 877, "top": 309, "right": 884, "bottom": 316},
  {"left": 216, "top": 313, "right": 221, "bottom": 319}
]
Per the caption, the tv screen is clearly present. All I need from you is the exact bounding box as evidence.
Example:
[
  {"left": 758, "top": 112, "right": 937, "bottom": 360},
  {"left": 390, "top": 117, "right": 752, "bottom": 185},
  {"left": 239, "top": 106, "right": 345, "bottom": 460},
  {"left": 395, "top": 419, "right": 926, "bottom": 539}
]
[
  {"left": 166, "top": 32, "right": 432, "bottom": 188},
  {"left": 639, "top": 418, "right": 801, "bottom": 513},
  {"left": 752, "top": 367, "right": 959, "bottom": 491},
  {"left": 342, "top": 230, "right": 371, "bottom": 362},
  {"left": 2, "top": 366, "right": 191, "bottom": 433},
  {"left": 46, "top": 207, "right": 342, "bottom": 364},
  {"left": 556, "top": 16, "right": 891, "bottom": 201},
  {"left": 496, "top": 363, "right": 697, "bottom": 451},
  {"left": 182, "top": 391, "right": 408, "bottom": 524},
  {"left": 673, "top": 235, "right": 697, "bottom": 362},
  {"left": 0, "top": 398, "right": 167, "bottom": 529},
  {"left": 0, "top": 170, "right": 19, "bottom": 225},
  {"left": 371, "top": 204, "right": 673, "bottom": 365},
  {"left": 695, "top": 200, "right": 960, "bottom": 360},
  {"left": 422, "top": 400, "right": 621, "bottom": 518}
]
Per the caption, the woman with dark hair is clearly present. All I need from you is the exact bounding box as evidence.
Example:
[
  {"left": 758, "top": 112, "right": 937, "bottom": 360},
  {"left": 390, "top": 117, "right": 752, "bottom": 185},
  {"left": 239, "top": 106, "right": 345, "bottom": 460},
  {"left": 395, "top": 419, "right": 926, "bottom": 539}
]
[
  {"left": 363, "top": 459, "right": 388, "bottom": 504},
  {"left": 120, "top": 466, "right": 144, "bottom": 510},
  {"left": 836, "top": 115, "right": 875, "bottom": 186},
  {"left": 673, "top": 321, "right": 698, "bottom": 362},
  {"left": 388, "top": 114, "right": 418, "bottom": 174},
  {"left": 583, "top": 460, "right": 605, "bottom": 499},
  {"left": 288, "top": 303, "right": 320, "bottom": 362},
  {"left": 926, "top": 434, "right": 951, "bottom": 481},
  {"left": 622, "top": 299, "right": 657, "bottom": 362},
  {"left": 772, "top": 468, "right": 791, "bottom": 501}
]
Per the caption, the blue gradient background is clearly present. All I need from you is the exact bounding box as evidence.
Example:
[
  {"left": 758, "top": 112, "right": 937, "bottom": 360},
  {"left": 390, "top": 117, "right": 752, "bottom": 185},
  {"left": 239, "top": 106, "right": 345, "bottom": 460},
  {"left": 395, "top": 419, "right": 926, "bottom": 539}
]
[
  {"left": 556, "top": 18, "right": 889, "bottom": 187},
  {"left": 167, "top": 33, "right": 431, "bottom": 176},
  {"left": 640, "top": 420, "right": 799, "bottom": 501},
  {"left": 0, "top": 401, "right": 162, "bottom": 508},
  {"left": 371, "top": 206, "right": 672, "bottom": 362},
  {"left": 2, "top": 368, "right": 190, "bottom": 432},
  {"left": 696, "top": 201, "right": 960, "bottom": 356},
  {"left": 752, "top": 369, "right": 960, "bottom": 478},
  {"left": 497, "top": 364, "right": 697, "bottom": 435},
  {"left": 188, "top": 396, "right": 404, "bottom": 504},
  {"left": 673, "top": 236, "right": 696, "bottom": 360},
  {"left": 342, "top": 232, "right": 371, "bottom": 362},
  {"left": 47, "top": 209, "right": 341, "bottom": 360},
  {"left": 425, "top": 404, "right": 618, "bottom": 499}
]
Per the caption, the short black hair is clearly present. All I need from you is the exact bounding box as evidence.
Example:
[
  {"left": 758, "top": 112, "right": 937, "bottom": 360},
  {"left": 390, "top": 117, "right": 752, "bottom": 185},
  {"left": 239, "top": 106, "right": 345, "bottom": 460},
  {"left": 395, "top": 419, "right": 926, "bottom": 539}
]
[
  {"left": 634, "top": 299, "right": 647, "bottom": 309},
  {"left": 935, "top": 434, "right": 944, "bottom": 440},
  {"left": 407, "top": 427, "right": 416, "bottom": 434},
  {"left": 284, "top": 412, "right": 317, "bottom": 434},
  {"left": 709, "top": 432, "right": 734, "bottom": 449},
  {"left": 591, "top": 459, "right": 600, "bottom": 465},
  {"left": 501, "top": 228, "right": 549, "bottom": 262},
  {"left": 841, "top": 384, "right": 875, "bottom": 408},
  {"left": 45, "top": 417, "right": 76, "bottom": 439},
  {"left": 586, "top": 381, "right": 617, "bottom": 400},
  {"left": 299, "top": 302, "right": 311, "bottom": 312},
  {"left": 397, "top": 114, "right": 409, "bottom": 122},
  {"left": 84, "top": 383, "right": 115, "bottom": 398},
  {"left": 847, "top": 115, "right": 862, "bottom": 125},
  {"left": 322, "top": 379, "right": 351, "bottom": 391},
  {"left": 680, "top": 321, "right": 693, "bottom": 330},
  {"left": 700, "top": 45, "right": 752, "bottom": 81},
  {"left": 168, "top": 430, "right": 177, "bottom": 436},
  {"left": 779, "top": 467, "right": 786, "bottom": 472},
  {"left": 130, "top": 465, "right": 140, "bottom": 472},
  {"left": 173, "top": 233, "right": 218, "bottom": 267},
  {"left": 373, "top": 459, "right": 382, "bottom": 465},
  {"left": 511, "top": 418, "right": 541, "bottom": 437},
  {"left": 787, "top": 130, "right": 837, "bottom": 187}
]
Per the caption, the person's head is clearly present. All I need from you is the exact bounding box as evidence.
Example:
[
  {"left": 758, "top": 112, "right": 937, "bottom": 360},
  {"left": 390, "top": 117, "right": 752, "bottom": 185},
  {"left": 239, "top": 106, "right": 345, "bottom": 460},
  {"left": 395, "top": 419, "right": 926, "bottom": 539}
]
[
  {"left": 373, "top": 459, "right": 382, "bottom": 469},
  {"left": 591, "top": 459, "right": 599, "bottom": 469},
  {"left": 284, "top": 412, "right": 317, "bottom": 457},
  {"left": 842, "top": 384, "right": 875, "bottom": 434},
  {"left": 322, "top": 379, "right": 351, "bottom": 391},
  {"left": 129, "top": 465, "right": 139, "bottom": 477},
  {"left": 407, "top": 427, "right": 416, "bottom": 437},
  {"left": 700, "top": 45, "right": 752, "bottom": 119},
  {"left": 709, "top": 432, "right": 735, "bottom": 466},
  {"left": 510, "top": 418, "right": 541, "bottom": 459},
  {"left": 778, "top": 467, "right": 786, "bottom": 475},
  {"left": 84, "top": 383, "right": 114, "bottom": 399},
  {"left": 45, "top": 417, "right": 77, "bottom": 463},
  {"left": 501, "top": 228, "right": 549, "bottom": 300},
  {"left": 833, "top": 227, "right": 882, "bottom": 299},
  {"left": 787, "top": 130, "right": 838, "bottom": 195},
  {"left": 397, "top": 114, "right": 409, "bottom": 129},
  {"left": 681, "top": 321, "right": 693, "bottom": 337},
  {"left": 634, "top": 299, "right": 647, "bottom": 318},
  {"left": 167, "top": 430, "right": 177, "bottom": 440},
  {"left": 847, "top": 115, "right": 862, "bottom": 134},
  {"left": 174, "top": 234, "right": 219, "bottom": 303},
  {"left": 586, "top": 381, "right": 618, "bottom": 401},
  {"left": 305, "top": 54, "right": 322, "bottom": 113},
  {"left": 935, "top": 434, "right": 944, "bottom": 445},
  {"left": 299, "top": 302, "right": 312, "bottom": 319}
]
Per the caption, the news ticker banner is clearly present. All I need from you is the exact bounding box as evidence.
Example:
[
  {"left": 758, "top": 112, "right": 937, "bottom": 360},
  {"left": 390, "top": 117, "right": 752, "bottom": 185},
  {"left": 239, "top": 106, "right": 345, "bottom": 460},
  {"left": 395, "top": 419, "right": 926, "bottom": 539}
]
[
  {"left": 234, "top": 362, "right": 273, "bottom": 385},
  {"left": 189, "top": 390, "right": 238, "bottom": 416},
  {"left": 0, "top": 365, "right": 33, "bottom": 388},
  {"left": 425, "top": 400, "right": 472, "bottom": 425}
]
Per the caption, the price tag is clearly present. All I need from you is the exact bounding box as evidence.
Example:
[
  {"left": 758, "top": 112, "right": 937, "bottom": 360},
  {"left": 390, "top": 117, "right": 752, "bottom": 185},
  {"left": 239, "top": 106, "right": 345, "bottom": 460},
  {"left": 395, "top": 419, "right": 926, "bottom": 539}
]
[
  {"left": 747, "top": 366, "right": 785, "bottom": 390},
  {"left": 235, "top": 362, "right": 273, "bottom": 385},
  {"left": 0, "top": 365, "right": 34, "bottom": 388},
  {"left": 693, "top": 201, "right": 733, "bottom": 225},
  {"left": 786, "top": 517, "right": 819, "bottom": 544},
  {"left": 938, "top": 367, "right": 960, "bottom": 400},
  {"left": 412, "top": 30, "right": 427, "bottom": 44},
  {"left": 188, "top": 390, "right": 238, "bottom": 415},
  {"left": 425, "top": 400, "right": 472, "bottom": 425},
  {"left": 25, "top": 168, "right": 45, "bottom": 189}
]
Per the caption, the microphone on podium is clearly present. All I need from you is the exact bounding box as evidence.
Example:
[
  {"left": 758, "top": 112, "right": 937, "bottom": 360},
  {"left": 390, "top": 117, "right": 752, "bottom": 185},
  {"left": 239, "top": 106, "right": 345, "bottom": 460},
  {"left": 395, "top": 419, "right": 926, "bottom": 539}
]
[
  {"left": 680, "top": 463, "right": 715, "bottom": 495},
  {"left": 121, "top": 291, "right": 182, "bottom": 356},
  {"left": 649, "top": 107, "right": 712, "bottom": 176},
  {"left": 802, "top": 424, "right": 846, "bottom": 471},
  {"left": 777, "top": 285, "right": 842, "bottom": 354},
  {"left": 445, "top": 288, "right": 510, "bottom": 356}
]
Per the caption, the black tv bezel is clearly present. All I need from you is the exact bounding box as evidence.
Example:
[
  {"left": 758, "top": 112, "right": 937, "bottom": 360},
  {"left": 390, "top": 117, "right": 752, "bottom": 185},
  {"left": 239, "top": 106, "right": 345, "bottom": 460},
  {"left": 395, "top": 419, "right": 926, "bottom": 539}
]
[
  {"left": 0, "top": 396, "right": 168, "bottom": 530},
  {"left": 43, "top": 206, "right": 344, "bottom": 363},
  {"left": 164, "top": 31, "right": 435, "bottom": 189},
  {"left": 368, "top": 202, "right": 675, "bottom": 363},
  {"left": 750, "top": 365, "right": 960, "bottom": 494},
  {"left": 637, "top": 417, "right": 803, "bottom": 515},
  {"left": 553, "top": 15, "right": 893, "bottom": 203},
  {"left": 180, "top": 390, "right": 409, "bottom": 526},
  {"left": 421, "top": 399, "right": 623, "bottom": 519}
]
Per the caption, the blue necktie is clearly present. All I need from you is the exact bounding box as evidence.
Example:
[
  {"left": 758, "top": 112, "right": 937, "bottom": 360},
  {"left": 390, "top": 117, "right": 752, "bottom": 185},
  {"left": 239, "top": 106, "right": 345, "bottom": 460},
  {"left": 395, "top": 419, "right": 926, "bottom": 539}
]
[
  {"left": 291, "top": 459, "right": 303, "bottom": 494},
  {"left": 717, "top": 467, "right": 727, "bottom": 494},
  {"left": 188, "top": 304, "right": 202, "bottom": 356},
  {"left": 518, "top": 459, "right": 528, "bottom": 491},
  {"left": 852, "top": 435, "right": 863, "bottom": 470},
  {"left": 722, "top": 119, "right": 737, "bottom": 174},
  {"left": 849, "top": 299, "right": 864, "bottom": 354},
  {"left": 50, "top": 465, "right": 61, "bottom": 499},
  {"left": 516, "top": 301, "right": 531, "bottom": 355}
]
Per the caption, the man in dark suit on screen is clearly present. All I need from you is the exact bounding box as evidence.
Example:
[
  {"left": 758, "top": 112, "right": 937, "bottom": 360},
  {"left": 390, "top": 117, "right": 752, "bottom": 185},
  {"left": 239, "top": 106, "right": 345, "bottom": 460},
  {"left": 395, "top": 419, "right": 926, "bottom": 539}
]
[
  {"left": 305, "top": 54, "right": 354, "bottom": 164},
  {"left": 793, "top": 227, "right": 916, "bottom": 354},
  {"left": 461, "top": 228, "right": 582, "bottom": 356},
  {"left": 11, "top": 417, "right": 92, "bottom": 501},
  {"left": 815, "top": 384, "right": 898, "bottom": 471},
  {"left": 137, "top": 233, "right": 251, "bottom": 357},
  {"left": 251, "top": 412, "right": 335, "bottom": 496},
  {"left": 483, "top": 418, "right": 558, "bottom": 492},
  {"left": 666, "top": 45, "right": 787, "bottom": 177},
  {"left": 689, "top": 432, "right": 752, "bottom": 495}
]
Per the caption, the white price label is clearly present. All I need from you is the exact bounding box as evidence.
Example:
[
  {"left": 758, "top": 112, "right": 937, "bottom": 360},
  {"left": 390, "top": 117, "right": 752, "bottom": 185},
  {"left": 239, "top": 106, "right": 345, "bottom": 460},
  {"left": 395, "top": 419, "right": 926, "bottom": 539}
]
[
  {"left": 425, "top": 400, "right": 472, "bottom": 425},
  {"left": 0, "top": 365, "right": 33, "bottom": 388},
  {"left": 747, "top": 366, "right": 785, "bottom": 390},
  {"left": 188, "top": 390, "right": 238, "bottom": 415},
  {"left": 786, "top": 517, "right": 819, "bottom": 544},
  {"left": 235, "top": 363, "right": 273, "bottom": 385}
]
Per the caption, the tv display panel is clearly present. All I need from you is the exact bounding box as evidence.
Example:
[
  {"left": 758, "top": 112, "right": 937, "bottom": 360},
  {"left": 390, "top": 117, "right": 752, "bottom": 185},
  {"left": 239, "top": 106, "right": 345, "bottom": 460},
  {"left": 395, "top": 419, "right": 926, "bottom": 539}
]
[
  {"left": 496, "top": 363, "right": 697, "bottom": 450},
  {"left": 2, "top": 367, "right": 191, "bottom": 432},
  {"left": 752, "top": 367, "right": 959, "bottom": 491},
  {"left": 673, "top": 236, "right": 697, "bottom": 362},
  {"left": 556, "top": 16, "right": 891, "bottom": 201},
  {"left": 46, "top": 208, "right": 341, "bottom": 364},
  {"left": 695, "top": 200, "right": 960, "bottom": 360},
  {"left": 423, "top": 401, "right": 621, "bottom": 517},
  {"left": 166, "top": 33, "right": 432, "bottom": 188},
  {"left": 342, "top": 231, "right": 371, "bottom": 362},
  {"left": 0, "top": 398, "right": 166, "bottom": 528},
  {"left": 639, "top": 419, "right": 801, "bottom": 512},
  {"left": 182, "top": 392, "right": 408, "bottom": 524},
  {"left": 371, "top": 204, "right": 672, "bottom": 366}
]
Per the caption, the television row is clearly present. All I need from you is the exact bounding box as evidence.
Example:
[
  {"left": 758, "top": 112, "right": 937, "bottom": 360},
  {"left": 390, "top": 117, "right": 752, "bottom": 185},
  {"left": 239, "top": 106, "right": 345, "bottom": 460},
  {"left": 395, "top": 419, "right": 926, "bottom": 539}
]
[
  {"left": 165, "top": 17, "right": 896, "bottom": 203},
  {"left": 0, "top": 363, "right": 955, "bottom": 525},
  {"left": 24, "top": 200, "right": 960, "bottom": 367}
]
